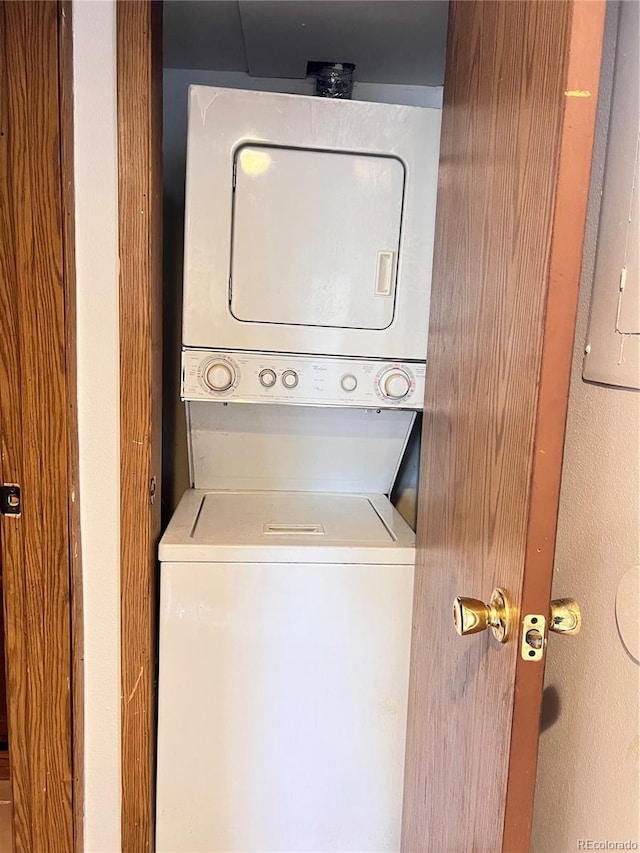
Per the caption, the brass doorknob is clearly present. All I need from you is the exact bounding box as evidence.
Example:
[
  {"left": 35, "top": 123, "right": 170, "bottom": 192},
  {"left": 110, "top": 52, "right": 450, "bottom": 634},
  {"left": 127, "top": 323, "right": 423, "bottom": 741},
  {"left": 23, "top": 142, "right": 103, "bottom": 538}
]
[
  {"left": 452, "top": 587, "right": 511, "bottom": 643},
  {"left": 549, "top": 598, "right": 581, "bottom": 635}
]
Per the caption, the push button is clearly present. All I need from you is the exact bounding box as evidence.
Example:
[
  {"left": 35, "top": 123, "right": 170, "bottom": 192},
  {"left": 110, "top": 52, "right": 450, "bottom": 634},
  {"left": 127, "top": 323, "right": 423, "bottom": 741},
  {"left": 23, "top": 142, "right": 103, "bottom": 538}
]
[{"left": 340, "top": 374, "right": 358, "bottom": 392}]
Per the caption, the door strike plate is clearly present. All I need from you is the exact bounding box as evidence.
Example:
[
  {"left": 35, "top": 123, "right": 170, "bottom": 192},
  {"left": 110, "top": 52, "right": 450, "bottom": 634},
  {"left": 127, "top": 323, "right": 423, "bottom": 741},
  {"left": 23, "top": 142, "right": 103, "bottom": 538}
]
[
  {"left": 0, "top": 484, "right": 21, "bottom": 516},
  {"left": 521, "top": 614, "right": 546, "bottom": 661}
]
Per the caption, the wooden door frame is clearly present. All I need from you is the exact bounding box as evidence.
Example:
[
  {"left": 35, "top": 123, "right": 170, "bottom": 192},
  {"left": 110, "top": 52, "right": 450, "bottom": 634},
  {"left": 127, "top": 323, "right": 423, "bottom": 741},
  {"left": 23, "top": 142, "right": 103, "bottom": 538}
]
[
  {"left": 501, "top": 5, "right": 605, "bottom": 844},
  {"left": 0, "top": 1, "right": 80, "bottom": 849},
  {"left": 117, "top": 1, "right": 163, "bottom": 849},
  {"left": 59, "top": 1, "right": 85, "bottom": 845}
]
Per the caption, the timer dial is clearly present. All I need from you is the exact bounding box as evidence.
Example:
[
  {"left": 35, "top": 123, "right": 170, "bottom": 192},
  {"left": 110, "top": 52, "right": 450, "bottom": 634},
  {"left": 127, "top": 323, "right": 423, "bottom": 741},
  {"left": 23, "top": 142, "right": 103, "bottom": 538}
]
[
  {"left": 379, "top": 367, "right": 412, "bottom": 401},
  {"left": 203, "top": 360, "right": 235, "bottom": 392}
]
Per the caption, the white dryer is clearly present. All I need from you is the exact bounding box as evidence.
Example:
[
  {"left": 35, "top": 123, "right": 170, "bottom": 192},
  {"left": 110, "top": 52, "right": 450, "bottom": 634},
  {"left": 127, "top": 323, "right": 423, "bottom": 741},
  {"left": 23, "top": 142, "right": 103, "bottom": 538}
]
[
  {"left": 156, "top": 489, "right": 415, "bottom": 853},
  {"left": 182, "top": 86, "right": 441, "bottom": 362}
]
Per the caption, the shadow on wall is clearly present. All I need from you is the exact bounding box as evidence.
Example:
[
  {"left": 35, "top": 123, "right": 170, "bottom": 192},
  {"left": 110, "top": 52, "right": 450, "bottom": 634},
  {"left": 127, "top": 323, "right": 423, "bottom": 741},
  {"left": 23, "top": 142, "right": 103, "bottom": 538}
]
[
  {"left": 391, "top": 413, "right": 422, "bottom": 530},
  {"left": 162, "top": 196, "right": 190, "bottom": 528},
  {"left": 539, "top": 686, "right": 561, "bottom": 734}
]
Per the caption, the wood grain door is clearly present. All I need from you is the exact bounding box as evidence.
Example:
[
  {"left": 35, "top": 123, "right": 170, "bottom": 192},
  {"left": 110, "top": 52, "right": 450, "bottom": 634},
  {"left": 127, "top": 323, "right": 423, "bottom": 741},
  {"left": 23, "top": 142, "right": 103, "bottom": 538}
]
[
  {"left": 402, "top": 2, "right": 604, "bottom": 850},
  {"left": 0, "top": 1, "right": 77, "bottom": 849}
]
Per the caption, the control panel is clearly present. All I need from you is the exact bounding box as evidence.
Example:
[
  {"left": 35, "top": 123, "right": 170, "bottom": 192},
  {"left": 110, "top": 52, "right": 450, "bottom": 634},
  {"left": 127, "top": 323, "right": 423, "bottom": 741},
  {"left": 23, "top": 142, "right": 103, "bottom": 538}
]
[{"left": 182, "top": 350, "right": 426, "bottom": 410}]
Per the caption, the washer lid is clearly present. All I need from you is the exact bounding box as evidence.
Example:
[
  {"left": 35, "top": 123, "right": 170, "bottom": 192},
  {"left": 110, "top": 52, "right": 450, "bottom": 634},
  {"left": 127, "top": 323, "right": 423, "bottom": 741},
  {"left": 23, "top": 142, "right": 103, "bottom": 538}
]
[
  {"left": 187, "top": 401, "right": 415, "bottom": 494},
  {"left": 159, "top": 490, "right": 415, "bottom": 564}
]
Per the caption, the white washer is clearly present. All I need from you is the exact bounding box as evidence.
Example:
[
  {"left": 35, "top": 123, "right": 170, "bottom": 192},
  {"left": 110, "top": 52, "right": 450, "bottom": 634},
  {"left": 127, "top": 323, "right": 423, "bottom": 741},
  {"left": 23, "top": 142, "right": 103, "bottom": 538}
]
[{"left": 156, "top": 489, "right": 415, "bottom": 853}]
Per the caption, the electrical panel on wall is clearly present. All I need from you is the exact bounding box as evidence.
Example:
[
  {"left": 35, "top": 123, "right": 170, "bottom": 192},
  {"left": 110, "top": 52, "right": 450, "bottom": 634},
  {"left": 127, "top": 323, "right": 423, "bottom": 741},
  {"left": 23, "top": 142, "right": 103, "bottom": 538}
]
[{"left": 583, "top": 2, "right": 639, "bottom": 391}]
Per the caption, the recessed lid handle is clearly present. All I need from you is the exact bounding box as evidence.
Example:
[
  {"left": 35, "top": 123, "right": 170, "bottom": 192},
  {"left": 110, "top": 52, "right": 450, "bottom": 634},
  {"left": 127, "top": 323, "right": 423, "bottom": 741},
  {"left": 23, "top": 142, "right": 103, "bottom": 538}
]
[{"left": 263, "top": 523, "right": 326, "bottom": 535}]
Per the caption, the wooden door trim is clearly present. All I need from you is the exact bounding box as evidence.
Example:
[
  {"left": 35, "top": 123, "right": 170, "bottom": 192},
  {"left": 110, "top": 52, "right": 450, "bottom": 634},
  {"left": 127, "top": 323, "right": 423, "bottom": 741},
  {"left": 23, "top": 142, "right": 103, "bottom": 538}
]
[
  {"left": 502, "top": 2, "right": 605, "bottom": 846},
  {"left": 0, "top": 1, "right": 78, "bottom": 848},
  {"left": 117, "top": 1, "right": 163, "bottom": 848},
  {"left": 58, "top": 2, "right": 85, "bottom": 847}
]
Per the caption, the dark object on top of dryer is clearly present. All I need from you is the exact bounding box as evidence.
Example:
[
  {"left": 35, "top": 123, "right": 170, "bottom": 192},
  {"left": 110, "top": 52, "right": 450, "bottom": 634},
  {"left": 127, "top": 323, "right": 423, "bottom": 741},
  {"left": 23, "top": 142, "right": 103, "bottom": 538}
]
[{"left": 307, "top": 61, "right": 355, "bottom": 98}]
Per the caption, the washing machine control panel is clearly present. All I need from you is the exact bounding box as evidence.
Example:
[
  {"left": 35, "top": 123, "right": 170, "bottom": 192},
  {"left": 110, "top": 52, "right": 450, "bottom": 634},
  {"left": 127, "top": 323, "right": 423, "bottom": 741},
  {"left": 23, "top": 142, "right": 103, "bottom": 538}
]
[{"left": 182, "top": 350, "right": 426, "bottom": 410}]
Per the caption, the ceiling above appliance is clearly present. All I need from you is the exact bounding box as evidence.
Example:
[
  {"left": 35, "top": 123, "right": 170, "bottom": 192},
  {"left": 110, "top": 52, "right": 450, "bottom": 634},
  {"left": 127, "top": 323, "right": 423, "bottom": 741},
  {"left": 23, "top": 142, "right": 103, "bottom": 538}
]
[{"left": 163, "top": 0, "right": 448, "bottom": 86}]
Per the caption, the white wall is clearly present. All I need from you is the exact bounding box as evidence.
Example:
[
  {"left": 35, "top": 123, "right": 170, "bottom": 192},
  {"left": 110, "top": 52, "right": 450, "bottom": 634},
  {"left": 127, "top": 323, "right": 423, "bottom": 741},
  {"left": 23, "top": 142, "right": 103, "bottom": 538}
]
[
  {"left": 72, "top": 2, "right": 121, "bottom": 850},
  {"left": 532, "top": 3, "right": 640, "bottom": 849}
]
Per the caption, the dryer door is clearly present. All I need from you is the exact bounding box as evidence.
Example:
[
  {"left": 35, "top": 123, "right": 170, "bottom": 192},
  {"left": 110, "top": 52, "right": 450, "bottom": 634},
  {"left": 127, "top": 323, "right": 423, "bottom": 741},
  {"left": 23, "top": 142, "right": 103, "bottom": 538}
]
[
  {"left": 231, "top": 146, "right": 404, "bottom": 331},
  {"left": 182, "top": 87, "right": 441, "bottom": 361}
]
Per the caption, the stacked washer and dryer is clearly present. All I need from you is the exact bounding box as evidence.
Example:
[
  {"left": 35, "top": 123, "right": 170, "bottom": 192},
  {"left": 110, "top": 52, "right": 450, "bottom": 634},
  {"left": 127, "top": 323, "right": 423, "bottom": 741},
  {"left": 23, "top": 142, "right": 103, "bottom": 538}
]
[{"left": 156, "top": 86, "right": 441, "bottom": 852}]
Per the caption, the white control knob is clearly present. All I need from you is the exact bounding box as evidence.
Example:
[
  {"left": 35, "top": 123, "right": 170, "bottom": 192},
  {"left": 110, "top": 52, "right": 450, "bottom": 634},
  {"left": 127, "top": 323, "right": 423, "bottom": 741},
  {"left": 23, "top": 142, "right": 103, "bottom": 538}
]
[
  {"left": 340, "top": 374, "right": 358, "bottom": 392},
  {"left": 381, "top": 369, "right": 411, "bottom": 400},
  {"left": 203, "top": 360, "right": 235, "bottom": 392},
  {"left": 282, "top": 370, "right": 299, "bottom": 389},
  {"left": 258, "top": 369, "right": 277, "bottom": 388}
]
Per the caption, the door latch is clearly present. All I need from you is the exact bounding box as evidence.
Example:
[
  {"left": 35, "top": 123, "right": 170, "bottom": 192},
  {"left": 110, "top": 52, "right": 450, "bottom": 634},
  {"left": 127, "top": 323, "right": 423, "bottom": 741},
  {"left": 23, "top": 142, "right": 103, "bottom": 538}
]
[
  {"left": 0, "top": 484, "right": 21, "bottom": 516},
  {"left": 521, "top": 599, "right": 582, "bottom": 660},
  {"left": 521, "top": 613, "right": 546, "bottom": 661}
]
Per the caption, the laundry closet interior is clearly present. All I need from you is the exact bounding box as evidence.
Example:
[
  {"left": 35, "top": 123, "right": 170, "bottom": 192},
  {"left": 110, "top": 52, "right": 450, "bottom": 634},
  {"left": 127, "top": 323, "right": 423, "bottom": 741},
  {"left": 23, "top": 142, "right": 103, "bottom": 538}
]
[{"left": 158, "top": 3, "right": 448, "bottom": 850}]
